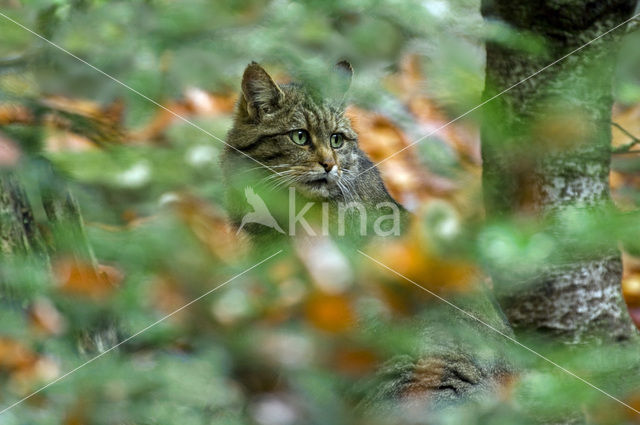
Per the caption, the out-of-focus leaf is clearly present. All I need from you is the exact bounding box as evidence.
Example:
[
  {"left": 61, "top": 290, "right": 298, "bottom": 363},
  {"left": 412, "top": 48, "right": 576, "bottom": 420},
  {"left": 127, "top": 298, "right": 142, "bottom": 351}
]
[
  {"left": 131, "top": 90, "right": 236, "bottom": 142},
  {"left": 28, "top": 298, "right": 67, "bottom": 336},
  {"left": 305, "top": 292, "right": 355, "bottom": 333},
  {"left": 170, "top": 193, "right": 250, "bottom": 263},
  {"left": 347, "top": 105, "right": 456, "bottom": 209},
  {"left": 0, "top": 337, "right": 59, "bottom": 394},
  {"left": 53, "top": 258, "right": 123, "bottom": 299},
  {"left": 365, "top": 218, "right": 477, "bottom": 295}
]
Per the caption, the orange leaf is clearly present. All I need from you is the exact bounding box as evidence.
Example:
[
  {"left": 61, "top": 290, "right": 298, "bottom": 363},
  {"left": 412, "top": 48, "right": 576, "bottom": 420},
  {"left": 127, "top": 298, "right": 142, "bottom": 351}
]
[
  {"left": 0, "top": 104, "right": 33, "bottom": 125},
  {"left": 131, "top": 90, "right": 237, "bottom": 142},
  {"left": 305, "top": 292, "right": 354, "bottom": 333},
  {"left": 53, "top": 258, "right": 122, "bottom": 299},
  {"left": 0, "top": 337, "right": 59, "bottom": 395},
  {"left": 44, "top": 130, "right": 97, "bottom": 153},
  {"left": 364, "top": 219, "right": 476, "bottom": 295},
  {"left": 0, "top": 337, "right": 37, "bottom": 371},
  {"left": 171, "top": 193, "right": 249, "bottom": 263}
]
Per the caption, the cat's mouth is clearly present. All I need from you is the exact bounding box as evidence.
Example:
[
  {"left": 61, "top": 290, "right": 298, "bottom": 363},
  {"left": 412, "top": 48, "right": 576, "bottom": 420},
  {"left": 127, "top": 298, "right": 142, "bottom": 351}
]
[
  {"left": 298, "top": 173, "right": 337, "bottom": 200},
  {"left": 306, "top": 177, "right": 328, "bottom": 187},
  {"left": 297, "top": 174, "right": 337, "bottom": 199}
]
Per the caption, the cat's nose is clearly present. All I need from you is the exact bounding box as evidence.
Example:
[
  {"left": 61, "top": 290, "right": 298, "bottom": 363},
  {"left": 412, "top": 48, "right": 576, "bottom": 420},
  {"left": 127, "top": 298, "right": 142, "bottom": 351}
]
[{"left": 319, "top": 159, "right": 336, "bottom": 172}]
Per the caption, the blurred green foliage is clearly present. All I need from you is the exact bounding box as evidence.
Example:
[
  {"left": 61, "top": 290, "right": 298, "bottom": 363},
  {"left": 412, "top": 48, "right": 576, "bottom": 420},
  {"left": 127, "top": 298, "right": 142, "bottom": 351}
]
[{"left": 1, "top": 1, "right": 640, "bottom": 425}]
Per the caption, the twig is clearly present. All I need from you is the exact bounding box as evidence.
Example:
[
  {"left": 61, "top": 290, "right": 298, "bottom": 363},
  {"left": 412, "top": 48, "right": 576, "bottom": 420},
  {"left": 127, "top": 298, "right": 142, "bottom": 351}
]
[{"left": 611, "top": 121, "right": 640, "bottom": 154}]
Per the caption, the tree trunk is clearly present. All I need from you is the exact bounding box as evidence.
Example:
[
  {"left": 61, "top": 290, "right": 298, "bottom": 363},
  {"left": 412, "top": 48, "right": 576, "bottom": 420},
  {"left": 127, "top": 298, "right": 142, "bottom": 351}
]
[
  {"left": 481, "top": 0, "right": 638, "bottom": 343},
  {"left": 0, "top": 171, "right": 49, "bottom": 302},
  {"left": 0, "top": 172, "right": 46, "bottom": 257},
  {"left": 0, "top": 160, "right": 118, "bottom": 353}
]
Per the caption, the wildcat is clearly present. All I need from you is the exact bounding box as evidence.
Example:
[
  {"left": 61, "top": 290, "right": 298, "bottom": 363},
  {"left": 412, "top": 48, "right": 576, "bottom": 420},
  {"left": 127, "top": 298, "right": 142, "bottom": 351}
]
[
  {"left": 221, "top": 62, "right": 513, "bottom": 416},
  {"left": 221, "top": 61, "right": 406, "bottom": 239}
]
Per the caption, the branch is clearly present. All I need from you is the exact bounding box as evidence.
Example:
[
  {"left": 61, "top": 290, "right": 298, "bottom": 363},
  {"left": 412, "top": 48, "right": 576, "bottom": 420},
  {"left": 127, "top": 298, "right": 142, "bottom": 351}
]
[{"left": 611, "top": 121, "right": 640, "bottom": 154}]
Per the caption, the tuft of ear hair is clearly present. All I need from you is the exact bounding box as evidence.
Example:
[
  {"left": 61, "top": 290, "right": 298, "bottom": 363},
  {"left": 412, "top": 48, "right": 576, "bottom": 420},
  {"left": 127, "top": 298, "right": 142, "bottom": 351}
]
[
  {"left": 241, "top": 62, "right": 284, "bottom": 120},
  {"left": 332, "top": 60, "right": 353, "bottom": 101},
  {"left": 335, "top": 60, "right": 353, "bottom": 82}
]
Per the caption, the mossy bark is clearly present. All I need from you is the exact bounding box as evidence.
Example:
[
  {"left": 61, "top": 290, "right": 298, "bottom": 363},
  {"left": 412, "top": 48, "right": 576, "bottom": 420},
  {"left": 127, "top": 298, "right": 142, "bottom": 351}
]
[
  {"left": 0, "top": 164, "right": 117, "bottom": 353},
  {"left": 0, "top": 173, "right": 46, "bottom": 258},
  {"left": 0, "top": 171, "right": 49, "bottom": 303},
  {"left": 481, "top": 0, "right": 638, "bottom": 343}
]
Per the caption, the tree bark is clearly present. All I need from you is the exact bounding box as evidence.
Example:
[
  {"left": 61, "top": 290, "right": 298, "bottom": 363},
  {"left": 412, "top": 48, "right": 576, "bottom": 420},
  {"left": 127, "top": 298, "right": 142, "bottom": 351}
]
[
  {"left": 0, "top": 171, "right": 49, "bottom": 302},
  {"left": 0, "top": 172, "right": 44, "bottom": 257},
  {"left": 481, "top": 0, "right": 638, "bottom": 343},
  {"left": 0, "top": 160, "right": 118, "bottom": 353}
]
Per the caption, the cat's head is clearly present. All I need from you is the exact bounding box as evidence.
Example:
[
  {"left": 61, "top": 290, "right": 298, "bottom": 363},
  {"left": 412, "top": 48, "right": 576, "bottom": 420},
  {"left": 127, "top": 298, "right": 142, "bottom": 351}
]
[{"left": 226, "top": 61, "right": 362, "bottom": 201}]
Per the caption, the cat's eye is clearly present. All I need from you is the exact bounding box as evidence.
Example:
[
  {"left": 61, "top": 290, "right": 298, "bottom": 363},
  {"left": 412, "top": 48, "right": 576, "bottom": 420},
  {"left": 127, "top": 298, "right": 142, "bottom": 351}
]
[
  {"left": 330, "top": 133, "right": 344, "bottom": 149},
  {"left": 289, "top": 130, "right": 310, "bottom": 145}
]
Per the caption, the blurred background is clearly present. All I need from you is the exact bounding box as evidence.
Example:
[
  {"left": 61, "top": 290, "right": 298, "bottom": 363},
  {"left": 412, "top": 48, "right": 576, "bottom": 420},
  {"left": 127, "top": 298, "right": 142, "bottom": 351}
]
[{"left": 1, "top": 0, "right": 640, "bottom": 424}]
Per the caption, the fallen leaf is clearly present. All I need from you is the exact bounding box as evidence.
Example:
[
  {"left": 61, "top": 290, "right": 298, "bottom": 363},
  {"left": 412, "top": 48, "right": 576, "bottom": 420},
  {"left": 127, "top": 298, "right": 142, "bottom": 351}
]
[
  {"left": 53, "top": 258, "right": 122, "bottom": 299},
  {"left": 364, "top": 217, "right": 476, "bottom": 295},
  {"left": 305, "top": 292, "right": 354, "bottom": 333},
  {"left": 44, "top": 130, "right": 97, "bottom": 153},
  {"left": 131, "top": 90, "right": 236, "bottom": 142},
  {"left": 0, "top": 103, "right": 33, "bottom": 125},
  {"left": 385, "top": 54, "right": 482, "bottom": 165},
  {"left": 170, "top": 193, "right": 250, "bottom": 263},
  {"left": 185, "top": 88, "right": 237, "bottom": 115},
  {"left": 0, "top": 337, "right": 37, "bottom": 371},
  {"left": 0, "top": 337, "right": 59, "bottom": 394}
]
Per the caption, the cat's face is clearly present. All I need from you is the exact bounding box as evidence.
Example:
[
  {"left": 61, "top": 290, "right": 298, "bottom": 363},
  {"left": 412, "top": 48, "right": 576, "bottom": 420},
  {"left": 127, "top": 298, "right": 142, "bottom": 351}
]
[{"left": 226, "top": 62, "right": 363, "bottom": 201}]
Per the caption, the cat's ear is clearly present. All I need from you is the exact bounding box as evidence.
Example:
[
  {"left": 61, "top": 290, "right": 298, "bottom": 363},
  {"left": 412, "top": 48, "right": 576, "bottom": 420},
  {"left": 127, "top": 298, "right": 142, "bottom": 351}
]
[
  {"left": 241, "top": 62, "right": 284, "bottom": 119},
  {"left": 333, "top": 60, "right": 353, "bottom": 95}
]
